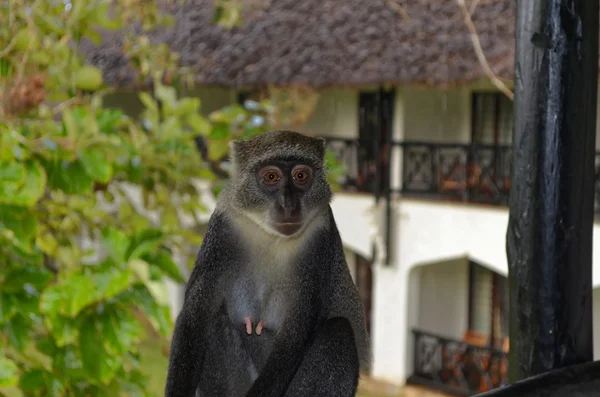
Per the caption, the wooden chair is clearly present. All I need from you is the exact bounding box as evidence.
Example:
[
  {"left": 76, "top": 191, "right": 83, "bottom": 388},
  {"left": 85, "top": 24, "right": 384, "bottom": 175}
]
[{"left": 440, "top": 330, "right": 490, "bottom": 390}]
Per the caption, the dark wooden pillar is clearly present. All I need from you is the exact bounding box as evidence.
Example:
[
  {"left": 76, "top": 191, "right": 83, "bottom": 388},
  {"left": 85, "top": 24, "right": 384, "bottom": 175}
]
[{"left": 506, "top": 0, "right": 599, "bottom": 383}]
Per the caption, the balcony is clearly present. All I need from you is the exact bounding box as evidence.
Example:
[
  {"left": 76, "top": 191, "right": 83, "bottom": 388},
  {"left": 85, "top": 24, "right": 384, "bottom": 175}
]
[
  {"left": 408, "top": 329, "right": 508, "bottom": 396},
  {"left": 324, "top": 138, "right": 600, "bottom": 213},
  {"left": 400, "top": 142, "right": 512, "bottom": 205},
  {"left": 322, "top": 137, "right": 380, "bottom": 193}
]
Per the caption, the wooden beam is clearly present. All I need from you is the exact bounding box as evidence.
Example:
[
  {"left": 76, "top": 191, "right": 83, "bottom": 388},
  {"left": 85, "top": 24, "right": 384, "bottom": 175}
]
[{"left": 506, "top": 0, "right": 599, "bottom": 382}]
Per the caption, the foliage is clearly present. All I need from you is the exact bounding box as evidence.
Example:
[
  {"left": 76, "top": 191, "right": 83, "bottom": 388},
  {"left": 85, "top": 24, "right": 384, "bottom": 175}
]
[
  {"left": 0, "top": 1, "right": 344, "bottom": 396},
  {"left": 0, "top": 1, "right": 263, "bottom": 396},
  {"left": 213, "top": 0, "right": 245, "bottom": 29}
]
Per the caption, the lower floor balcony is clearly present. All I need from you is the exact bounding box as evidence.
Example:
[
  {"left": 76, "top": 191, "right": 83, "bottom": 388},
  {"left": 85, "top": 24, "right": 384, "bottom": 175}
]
[{"left": 408, "top": 329, "right": 509, "bottom": 396}]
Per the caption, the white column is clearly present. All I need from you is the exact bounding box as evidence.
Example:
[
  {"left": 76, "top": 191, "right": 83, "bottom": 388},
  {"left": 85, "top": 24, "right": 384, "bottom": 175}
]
[
  {"left": 390, "top": 89, "right": 404, "bottom": 193},
  {"left": 371, "top": 263, "right": 415, "bottom": 384}
]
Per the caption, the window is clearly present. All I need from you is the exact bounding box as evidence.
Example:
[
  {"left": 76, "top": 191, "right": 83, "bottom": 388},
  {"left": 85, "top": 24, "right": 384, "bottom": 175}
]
[
  {"left": 356, "top": 89, "right": 395, "bottom": 194},
  {"left": 471, "top": 92, "right": 513, "bottom": 145}
]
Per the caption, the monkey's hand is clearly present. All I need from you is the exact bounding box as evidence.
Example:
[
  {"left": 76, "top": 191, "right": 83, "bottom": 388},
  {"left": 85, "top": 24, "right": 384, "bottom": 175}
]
[{"left": 243, "top": 317, "right": 266, "bottom": 335}]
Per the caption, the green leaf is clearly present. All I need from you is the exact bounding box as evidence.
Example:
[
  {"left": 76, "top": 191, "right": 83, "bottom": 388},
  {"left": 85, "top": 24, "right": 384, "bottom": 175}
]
[
  {"left": 127, "top": 157, "right": 145, "bottom": 183},
  {"left": 0, "top": 160, "right": 47, "bottom": 207},
  {"left": 144, "top": 250, "right": 185, "bottom": 283},
  {"left": 0, "top": 162, "right": 25, "bottom": 181},
  {"left": 79, "top": 148, "right": 113, "bottom": 183},
  {"left": 129, "top": 259, "right": 169, "bottom": 305},
  {"left": 93, "top": 269, "right": 134, "bottom": 302},
  {"left": 209, "top": 123, "right": 230, "bottom": 139},
  {"left": 0, "top": 357, "right": 19, "bottom": 387},
  {"left": 62, "top": 108, "right": 78, "bottom": 137},
  {"left": 6, "top": 314, "right": 31, "bottom": 351},
  {"left": 20, "top": 369, "right": 47, "bottom": 391},
  {"left": 45, "top": 314, "right": 78, "bottom": 347},
  {"left": 63, "top": 274, "right": 95, "bottom": 318},
  {"left": 138, "top": 92, "right": 158, "bottom": 114},
  {"left": 45, "top": 159, "right": 94, "bottom": 195},
  {"left": 74, "top": 65, "right": 104, "bottom": 91},
  {"left": 207, "top": 139, "right": 230, "bottom": 161},
  {"left": 100, "top": 307, "right": 141, "bottom": 355},
  {"left": 154, "top": 84, "right": 177, "bottom": 108},
  {"left": 127, "top": 228, "right": 164, "bottom": 260},
  {"left": 101, "top": 227, "right": 130, "bottom": 264},
  {"left": 36, "top": 229, "right": 59, "bottom": 255},
  {"left": 41, "top": 269, "right": 134, "bottom": 318},
  {"left": 36, "top": 335, "right": 57, "bottom": 358},
  {"left": 97, "top": 108, "right": 124, "bottom": 134},
  {"left": 39, "top": 274, "right": 95, "bottom": 318},
  {"left": 13, "top": 291, "right": 41, "bottom": 317},
  {"left": 51, "top": 345, "right": 85, "bottom": 383},
  {"left": 0, "top": 58, "right": 12, "bottom": 77},
  {"left": 186, "top": 113, "right": 212, "bottom": 136},
  {"left": 39, "top": 284, "right": 64, "bottom": 316},
  {"left": 79, "top": 316, "right": 119, "bottom": 383},
  {"left": 0, "top": 293, "right": 17, "bottom": 324},
  {"left": 3, "top": 265, "right": 52, "bottom": 294},
  {"left": 178, "top": 97, "right": 201, "bottom": 114},
  {"left": 0, "top": 204, "right": 38, "bottom": 246},
  {"left": 120, "top": 285, "right": 171, "bottom": 336},
  {"left": 0, "top": 133, "right": 17, "bottom": 161}
]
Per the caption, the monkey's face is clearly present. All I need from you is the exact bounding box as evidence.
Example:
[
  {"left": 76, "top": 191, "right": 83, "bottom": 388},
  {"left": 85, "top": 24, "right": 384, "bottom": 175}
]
[
  {"left": 228, "top": 130, "right": 332, "bottom": 237},
  {"left": 253, "top": 160, "right": 327, "bottom": 236}
]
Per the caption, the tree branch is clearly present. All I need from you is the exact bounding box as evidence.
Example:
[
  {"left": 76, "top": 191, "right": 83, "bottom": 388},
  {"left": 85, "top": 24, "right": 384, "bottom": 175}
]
[
  {"left": 383, "top": 0, "right": 410, "bottom": 21},
  {"left": 456, "top": 0, "right": 514, "bottom": 100}
]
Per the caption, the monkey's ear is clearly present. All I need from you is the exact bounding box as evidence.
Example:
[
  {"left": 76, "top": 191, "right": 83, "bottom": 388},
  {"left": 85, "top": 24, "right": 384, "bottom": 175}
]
[
  {"left": 229, "top": 140, "right": 244, "bottom": 161},
  {"left": 316, "top": 137, "right": 327, "bottom": 161},
  {"left": 229, "top": 140, "right": 245, "bottom": 173}
]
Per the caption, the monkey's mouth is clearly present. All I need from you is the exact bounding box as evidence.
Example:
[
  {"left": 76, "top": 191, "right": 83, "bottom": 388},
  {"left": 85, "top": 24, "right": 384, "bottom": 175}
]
[{"left": 272, "top": 222, "right": 303, "bottom": 236}]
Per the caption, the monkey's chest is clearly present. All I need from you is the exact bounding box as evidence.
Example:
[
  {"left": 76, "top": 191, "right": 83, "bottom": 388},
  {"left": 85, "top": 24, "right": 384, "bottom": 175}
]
[{"left": 227, "top": 273, "right": 295, "bottom": 333}]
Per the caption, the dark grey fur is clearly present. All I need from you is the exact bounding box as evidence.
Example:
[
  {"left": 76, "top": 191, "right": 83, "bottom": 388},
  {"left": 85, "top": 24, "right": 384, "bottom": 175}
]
[{"left": 165, "top": 130, "right": 370, "bottom": 397}]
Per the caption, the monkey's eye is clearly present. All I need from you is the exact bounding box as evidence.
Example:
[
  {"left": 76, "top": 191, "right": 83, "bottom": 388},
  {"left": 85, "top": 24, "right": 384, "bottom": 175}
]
[
  {"left": 259, "top": 167, "right": 282, "bottom": 185},
  {"left": 264, "top": 172, "right": 280, "bottom": 183},
  {"left": 293, "top": 171, "right": 307, "bottom": 181},
  {"left": 292, "top": 166, "right": 312, "bottom": 185}
]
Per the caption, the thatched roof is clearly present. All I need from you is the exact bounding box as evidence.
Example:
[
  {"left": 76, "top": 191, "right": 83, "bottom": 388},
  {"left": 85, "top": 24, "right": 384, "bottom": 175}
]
[{"left": 82, "top": 0, "right": 517, "bottom": 88}]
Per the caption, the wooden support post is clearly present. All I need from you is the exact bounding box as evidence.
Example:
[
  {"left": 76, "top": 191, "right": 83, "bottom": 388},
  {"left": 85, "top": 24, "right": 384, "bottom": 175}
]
[{"left": 506, "top": 0, "right": 599, "bottom": 383}]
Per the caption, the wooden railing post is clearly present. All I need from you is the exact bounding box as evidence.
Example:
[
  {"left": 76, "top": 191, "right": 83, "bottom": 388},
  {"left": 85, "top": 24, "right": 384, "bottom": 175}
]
[{"left": 506, "top": 0, "right": 599, "bottom": 383}]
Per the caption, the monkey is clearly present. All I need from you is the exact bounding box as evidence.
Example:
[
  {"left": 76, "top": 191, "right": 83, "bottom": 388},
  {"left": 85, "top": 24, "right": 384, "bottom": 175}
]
[{"left": 164, "top": 130, "right": 370, "bottom": 397}]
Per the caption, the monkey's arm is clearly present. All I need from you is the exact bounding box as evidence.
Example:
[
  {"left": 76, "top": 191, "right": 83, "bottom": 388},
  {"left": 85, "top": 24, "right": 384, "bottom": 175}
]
[
  {"left": 245, "top": 230, "right": 332, "bottom": 397},
  {"left": 164, "top": 212, "right": 233, "bottom": 397}
]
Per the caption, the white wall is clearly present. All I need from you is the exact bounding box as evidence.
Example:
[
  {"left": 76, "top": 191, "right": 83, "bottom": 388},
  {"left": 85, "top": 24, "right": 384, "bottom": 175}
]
[
  {"left": 414, "top": 257, "right": 470, "bottom": 340},
  {"left": 300, "top": 88, "right": 358, "bottom": 139},
  {"left": 401, "top": 86, "right": 471, "bottom": 143},
  {"left": 330, "top": 194, "right": 377, "bottom": 260},
  {"left": 369, "top": 198, "right": 600, "bottom": 385}
]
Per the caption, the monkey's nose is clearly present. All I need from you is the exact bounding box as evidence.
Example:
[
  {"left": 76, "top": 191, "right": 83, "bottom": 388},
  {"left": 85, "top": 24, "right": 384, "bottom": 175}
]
[
  {"left": 283, "top": 205, "right": 300, "bottom": 219},
  {"left": 276, "top": 201, "right": 301, "bottom": 222}
]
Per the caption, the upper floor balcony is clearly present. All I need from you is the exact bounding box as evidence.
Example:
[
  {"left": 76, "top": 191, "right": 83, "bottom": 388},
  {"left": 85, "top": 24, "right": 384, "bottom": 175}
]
[{"left": 324, "top": 137, "right": 600, "bottom": 214}]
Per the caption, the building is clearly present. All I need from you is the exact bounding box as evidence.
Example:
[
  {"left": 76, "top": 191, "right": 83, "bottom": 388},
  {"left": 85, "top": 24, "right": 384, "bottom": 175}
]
[{"left": 84, "top": 0, "right": 600, "bottom": 395}]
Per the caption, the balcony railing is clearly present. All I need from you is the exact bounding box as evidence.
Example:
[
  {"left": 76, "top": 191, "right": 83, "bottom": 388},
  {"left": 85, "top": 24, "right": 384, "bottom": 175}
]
[
  {"left": 400, "top": 142, "right": 512, "bottom": 205},
  {"left": 409, "top": 329, "right": 508, "bottom": 396},
  {"left": 323, "top": 137, "right": 379, "bottom": 193},
  {"left": 323, "top": 137, "right": 600, "bottom": 214}
]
